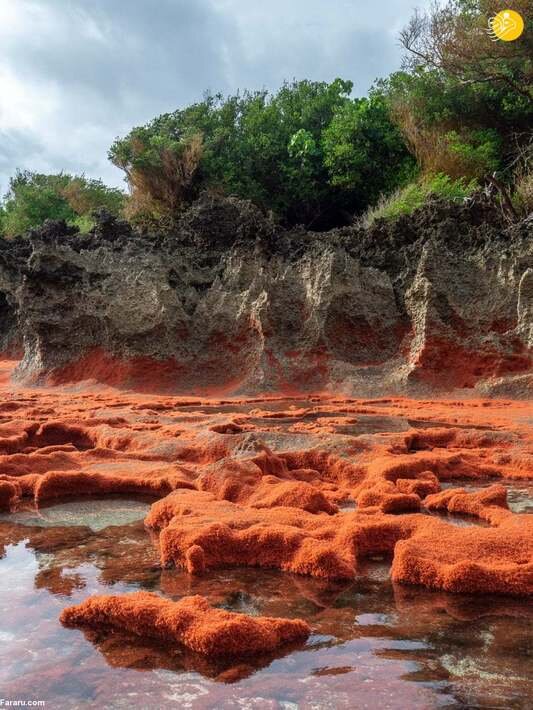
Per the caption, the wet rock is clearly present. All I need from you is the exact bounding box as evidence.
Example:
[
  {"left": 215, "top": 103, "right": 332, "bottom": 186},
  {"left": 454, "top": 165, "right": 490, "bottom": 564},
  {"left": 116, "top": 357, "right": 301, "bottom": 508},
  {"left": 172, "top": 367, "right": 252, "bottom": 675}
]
[
  {"left": 60, "top": 592, "right": 310, "bottom": 657},
  {"left": 424, "top": 484, "right": 510, "bottom": 524},
  {"left": 391, "top": 514, "right": 533, "bottom": 596},
  {"left": 0, "top": 480, "right": 20, "bottom": 510}
]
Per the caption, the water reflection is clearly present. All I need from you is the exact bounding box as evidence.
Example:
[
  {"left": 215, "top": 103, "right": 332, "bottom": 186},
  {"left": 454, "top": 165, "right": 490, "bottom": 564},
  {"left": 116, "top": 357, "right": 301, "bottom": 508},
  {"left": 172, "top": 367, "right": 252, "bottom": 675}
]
[{"left": 0, "top": 499, "right": 531, "bottom": 709}]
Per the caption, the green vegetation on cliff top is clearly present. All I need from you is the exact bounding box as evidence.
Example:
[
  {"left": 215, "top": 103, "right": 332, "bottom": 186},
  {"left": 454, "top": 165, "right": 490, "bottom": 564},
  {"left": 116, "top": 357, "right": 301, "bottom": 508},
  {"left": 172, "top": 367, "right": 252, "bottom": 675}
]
[{"left": 1, "top": 0, "right": 531, "bottom": 237}]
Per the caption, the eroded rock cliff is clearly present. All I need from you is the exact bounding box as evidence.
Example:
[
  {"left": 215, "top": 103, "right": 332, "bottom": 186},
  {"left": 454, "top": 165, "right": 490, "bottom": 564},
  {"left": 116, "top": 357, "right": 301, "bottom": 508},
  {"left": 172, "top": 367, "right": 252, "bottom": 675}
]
[{"left": 0, "top": 194, "right": 531, "bottom": 396}]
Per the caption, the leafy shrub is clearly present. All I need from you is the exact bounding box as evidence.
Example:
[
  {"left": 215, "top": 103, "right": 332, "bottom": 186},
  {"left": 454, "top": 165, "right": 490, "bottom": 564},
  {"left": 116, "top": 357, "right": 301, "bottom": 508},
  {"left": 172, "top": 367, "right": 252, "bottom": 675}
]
[
  {"left": 61, "top": 176, "right": 125, "bottom": 217},
  {"left": 322, "top": 91, "right": 417, "bottom": 206},
  {"left": 444, "top": 129, "right": 501, "bottom": 179}
]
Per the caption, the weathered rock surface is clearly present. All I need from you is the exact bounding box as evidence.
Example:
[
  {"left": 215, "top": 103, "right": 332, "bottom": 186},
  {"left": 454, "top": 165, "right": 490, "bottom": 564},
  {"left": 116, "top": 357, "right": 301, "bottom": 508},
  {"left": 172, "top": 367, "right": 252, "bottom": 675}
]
[{"left": 0, "top": 194, "right": 531, "bottom": 395}]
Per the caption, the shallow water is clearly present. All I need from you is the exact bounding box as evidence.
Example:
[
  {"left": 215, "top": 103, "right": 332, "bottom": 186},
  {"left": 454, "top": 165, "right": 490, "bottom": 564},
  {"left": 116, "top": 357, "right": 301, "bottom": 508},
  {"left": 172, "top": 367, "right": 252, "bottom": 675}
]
[
  {"left": 0, "top": 498, "right": 531, "bottom": 709},
  {"left": 0, "top": 496, "right": 154, "bottom": 531}
]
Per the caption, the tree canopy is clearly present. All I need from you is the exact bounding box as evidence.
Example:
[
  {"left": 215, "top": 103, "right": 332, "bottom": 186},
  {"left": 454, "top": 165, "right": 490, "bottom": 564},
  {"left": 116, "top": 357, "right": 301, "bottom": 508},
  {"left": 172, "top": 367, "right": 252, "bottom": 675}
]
[
  {"left": 0, "top": 171, "right": 125, "bottom": 238},
  {"left": 2, "top": 0, "right": 531, "bottom": 237},
  {"left": 109, "top": 0, "right": 531, "bottom": 229},
  {"left": 109, "top": 78, "right": 415, "bottom": 229}
]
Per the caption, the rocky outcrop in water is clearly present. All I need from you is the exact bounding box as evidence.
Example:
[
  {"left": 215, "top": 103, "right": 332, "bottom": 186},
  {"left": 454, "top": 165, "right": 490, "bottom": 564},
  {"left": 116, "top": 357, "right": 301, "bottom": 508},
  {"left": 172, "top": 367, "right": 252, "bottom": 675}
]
[
  {"left": 61, "top": 592, "right": 311, "bottom": 656},
  {"left": 0, "top": 194, "right": 531, "bottom": 396}
]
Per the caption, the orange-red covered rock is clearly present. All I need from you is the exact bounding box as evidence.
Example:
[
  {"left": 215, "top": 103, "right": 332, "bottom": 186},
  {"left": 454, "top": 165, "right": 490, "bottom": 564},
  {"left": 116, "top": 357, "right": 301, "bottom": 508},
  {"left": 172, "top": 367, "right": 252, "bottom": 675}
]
[
  {"left": 60, "top": 592, "right": 310, "bottom": 656},
  {"left": 357, "top": 481, "right": 422, "bottom": 513},
  {"left": 246, "top": 477, "right": 338, "bottom": 514},
  {"left": 391, "top": 515, "right": 533, "bottom": 596},
  {"left": 145, "top": 489, "right": 357, "bottom": 579},
  {"left": 0, "top": 359, "right": 531, "bottom": 599},
  {"left": 34, "top": 470, "right": 191, "bottom": 503},
  {"left": 145, "top": 489, "right": 432, "bottom": 579},
  {"left": 424, "top": 484, "right": 511, "bottom": 524},
  {"left": 0, "top": 479, "right": 20, "bottom": 510}
]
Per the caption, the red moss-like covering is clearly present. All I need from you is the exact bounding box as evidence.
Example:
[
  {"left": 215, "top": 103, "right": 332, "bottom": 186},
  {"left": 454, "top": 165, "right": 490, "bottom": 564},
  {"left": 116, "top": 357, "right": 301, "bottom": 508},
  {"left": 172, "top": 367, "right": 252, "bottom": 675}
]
[
  {"left": 60, "top": 592, "right": 310, "bottom": 656},
  {"left": 424, "top": 484, "right": 511, "bottom": 524},
  {"left": 146, "top": 489, "right": 362, "bottom": 578},
  {"left": 146, "top": 489, "right": 533, "bottom": 595},
  {"left": 0, "top": 479, "right": 20, "bottom": 510},
  {"left": 34, "top": 469, "right": 190, "bottom": 503},
  {"left": 0, "top": 360, "right": 532, "bottom": 598},
  {"left": 391, "top": 514, "right": 533, "bottom": 595}
]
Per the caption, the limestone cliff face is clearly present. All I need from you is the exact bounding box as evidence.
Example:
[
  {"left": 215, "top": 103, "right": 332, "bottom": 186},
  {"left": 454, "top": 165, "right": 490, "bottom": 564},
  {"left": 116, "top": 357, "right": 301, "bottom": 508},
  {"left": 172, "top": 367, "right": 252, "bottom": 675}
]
[{"left": 0, "top": 195, "right": 531, "bottom": 396}]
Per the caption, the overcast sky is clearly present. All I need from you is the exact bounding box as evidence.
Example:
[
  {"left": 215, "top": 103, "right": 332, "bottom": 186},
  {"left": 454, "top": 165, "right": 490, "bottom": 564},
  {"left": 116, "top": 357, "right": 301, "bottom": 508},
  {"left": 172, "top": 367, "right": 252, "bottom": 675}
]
[{"left": 0, "top": 0, "right": 426, "bottom": 193}]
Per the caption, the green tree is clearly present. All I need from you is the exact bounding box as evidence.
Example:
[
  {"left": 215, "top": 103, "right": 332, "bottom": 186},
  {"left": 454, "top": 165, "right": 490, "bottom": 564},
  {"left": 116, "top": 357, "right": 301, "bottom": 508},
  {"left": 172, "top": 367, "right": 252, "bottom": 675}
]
[
  {"left": 110, "top": 79, "right": 347, "bottom": 227},
  {"left": 110, "top": 78, "right": 414, "bottom": 228},
  {"left": 322, "top": 92, "right": 417, "bottom": 206},
  {"left": 1, "top": 171, "right": 126, "bottom": 237}
]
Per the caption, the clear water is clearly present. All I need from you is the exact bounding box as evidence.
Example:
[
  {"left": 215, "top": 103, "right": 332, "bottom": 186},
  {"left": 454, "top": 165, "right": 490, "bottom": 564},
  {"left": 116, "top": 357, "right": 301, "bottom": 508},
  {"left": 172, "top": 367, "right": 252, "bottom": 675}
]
[
  {"left": 0, "top": 496, "right": 154, "bottom": 531},
  {"left": 0, "top": 497, "right": 531, "bottom": 709}
]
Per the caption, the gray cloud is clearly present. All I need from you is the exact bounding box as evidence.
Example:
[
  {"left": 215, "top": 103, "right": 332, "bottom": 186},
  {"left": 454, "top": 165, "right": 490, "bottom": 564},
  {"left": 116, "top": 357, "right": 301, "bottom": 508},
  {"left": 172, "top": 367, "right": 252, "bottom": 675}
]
[{"left": 0, "top": 0, "right": 426, "bottom": 193}]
